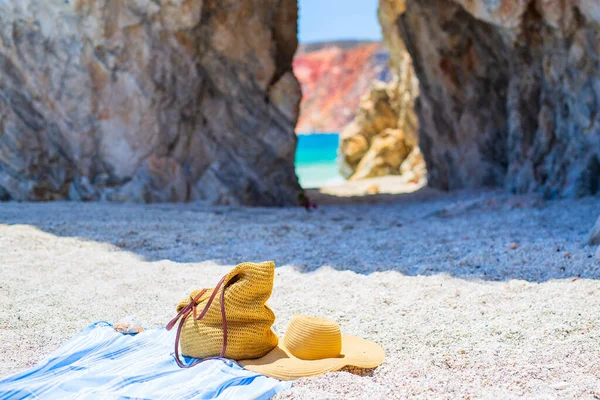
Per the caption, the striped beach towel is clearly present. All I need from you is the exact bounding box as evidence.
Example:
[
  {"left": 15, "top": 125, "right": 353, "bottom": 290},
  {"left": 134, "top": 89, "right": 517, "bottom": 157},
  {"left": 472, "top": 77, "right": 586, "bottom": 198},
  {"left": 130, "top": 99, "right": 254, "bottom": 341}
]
[{"left": 0, "top": 322, "right": 290, "bottom": 399}]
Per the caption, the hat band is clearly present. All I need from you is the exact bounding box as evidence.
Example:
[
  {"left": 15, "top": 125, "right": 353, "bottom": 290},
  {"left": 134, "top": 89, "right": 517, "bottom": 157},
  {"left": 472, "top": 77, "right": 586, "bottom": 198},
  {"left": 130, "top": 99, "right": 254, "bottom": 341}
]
[{"left": 166, "top": 273, "right": 229, "bottom": 368}]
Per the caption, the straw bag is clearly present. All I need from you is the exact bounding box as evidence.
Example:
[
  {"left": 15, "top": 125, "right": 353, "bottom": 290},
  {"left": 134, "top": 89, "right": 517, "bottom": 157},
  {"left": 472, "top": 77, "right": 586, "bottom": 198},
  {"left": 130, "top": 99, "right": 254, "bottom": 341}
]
[{"left": 166, "top": 261, "right": 278, "bottom": 367}]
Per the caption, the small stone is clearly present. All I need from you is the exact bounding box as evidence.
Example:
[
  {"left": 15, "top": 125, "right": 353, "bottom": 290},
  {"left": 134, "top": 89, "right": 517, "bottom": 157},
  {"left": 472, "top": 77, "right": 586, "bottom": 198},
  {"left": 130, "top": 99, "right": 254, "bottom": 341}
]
[
  {"left": 508, "top": 243, "right": 518, "bottom": 250},
  {"left": 550, "top": 382, "right": 570, "bottom": 390},
  {"left": 366, "top": 184, "right": 380, "bottom": 195},
  {"left": 114, "top": 316, "right": 144, "bottom": 334}
]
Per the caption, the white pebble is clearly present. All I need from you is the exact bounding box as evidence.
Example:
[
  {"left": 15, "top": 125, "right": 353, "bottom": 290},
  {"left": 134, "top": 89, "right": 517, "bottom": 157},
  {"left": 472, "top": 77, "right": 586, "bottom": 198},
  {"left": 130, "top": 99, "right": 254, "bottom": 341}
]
[{"left": 550, "top": 382, "right": 571, "bottom": 390}]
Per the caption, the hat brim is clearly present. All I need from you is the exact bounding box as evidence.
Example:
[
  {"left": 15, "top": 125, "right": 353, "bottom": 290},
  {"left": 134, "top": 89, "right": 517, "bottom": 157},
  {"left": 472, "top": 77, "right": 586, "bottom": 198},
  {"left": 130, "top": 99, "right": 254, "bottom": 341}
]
[{"left": 238, "top": 335, "right": 385, "bottom": 381}]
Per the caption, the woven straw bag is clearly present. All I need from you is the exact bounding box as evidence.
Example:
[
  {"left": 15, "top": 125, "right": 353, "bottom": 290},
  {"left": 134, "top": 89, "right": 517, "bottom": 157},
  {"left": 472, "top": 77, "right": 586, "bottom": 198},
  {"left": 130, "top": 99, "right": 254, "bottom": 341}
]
[{"left": 166, "top": 261, "right": 278, "bottom": 367}]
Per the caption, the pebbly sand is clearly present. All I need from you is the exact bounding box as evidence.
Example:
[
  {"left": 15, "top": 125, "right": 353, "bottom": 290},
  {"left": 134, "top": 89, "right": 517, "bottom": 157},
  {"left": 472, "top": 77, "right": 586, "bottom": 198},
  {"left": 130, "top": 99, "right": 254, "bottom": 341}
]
[{"left": 1, "top": 183, "right": 600, "bottom": 399}]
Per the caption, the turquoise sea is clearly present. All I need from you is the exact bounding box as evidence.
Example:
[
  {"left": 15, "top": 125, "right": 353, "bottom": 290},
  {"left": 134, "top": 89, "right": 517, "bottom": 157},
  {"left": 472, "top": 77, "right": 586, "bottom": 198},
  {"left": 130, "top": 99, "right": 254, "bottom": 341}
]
[{"left": 295, "top": 133, "right": 345, "bottom": 188}]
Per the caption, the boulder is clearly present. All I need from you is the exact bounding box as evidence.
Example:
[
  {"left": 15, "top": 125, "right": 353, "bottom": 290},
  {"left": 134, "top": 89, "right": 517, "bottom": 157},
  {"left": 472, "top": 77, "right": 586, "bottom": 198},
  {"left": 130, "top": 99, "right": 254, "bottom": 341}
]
[
  {"left": 0, "top": 0, "right": 302, "bottom": 205},
  {"left": 382, "top": 0, "right": 600, "bottom": 197},
  {"left": 350, "top": 129, "right": 412, "bottom": 181},
  {"left": 399, "top": 147, "right": 427, "bottom": 184},
  {"left": 338, "top": 73, "right": 420, "bottom": 181},
  {"left": 340, "top": 122, "right": 370, "bottom": 168}
]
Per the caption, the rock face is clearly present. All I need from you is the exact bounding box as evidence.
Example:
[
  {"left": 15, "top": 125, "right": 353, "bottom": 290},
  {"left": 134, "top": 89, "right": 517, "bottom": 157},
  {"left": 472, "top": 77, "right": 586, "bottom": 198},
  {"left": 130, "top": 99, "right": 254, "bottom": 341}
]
[
  {"left": 338, "top": 55, "right": 423, "bottom": 182},
  {"left": 293, "top": 41, "right": 393, "bottom": 133},
  {"left": 381, "top": 0, "right": 600, "bottom": 197},
  {"left": 0, "top": 0, "right": 302, "bottom": 205}
]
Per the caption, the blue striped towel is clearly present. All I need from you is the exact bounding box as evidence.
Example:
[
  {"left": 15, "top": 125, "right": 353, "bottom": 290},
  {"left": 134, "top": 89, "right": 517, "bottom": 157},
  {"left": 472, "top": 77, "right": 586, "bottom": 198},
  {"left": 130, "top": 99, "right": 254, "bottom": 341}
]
[{"left": 0, "top": 322, "right": 290, "bottom": 399}]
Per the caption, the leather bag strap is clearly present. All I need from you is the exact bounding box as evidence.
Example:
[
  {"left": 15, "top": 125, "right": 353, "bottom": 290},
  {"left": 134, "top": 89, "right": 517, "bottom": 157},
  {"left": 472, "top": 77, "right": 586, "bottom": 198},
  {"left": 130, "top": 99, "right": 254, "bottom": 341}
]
[{"left": 166, "top": 275, "right": 229, "bottom": 368}]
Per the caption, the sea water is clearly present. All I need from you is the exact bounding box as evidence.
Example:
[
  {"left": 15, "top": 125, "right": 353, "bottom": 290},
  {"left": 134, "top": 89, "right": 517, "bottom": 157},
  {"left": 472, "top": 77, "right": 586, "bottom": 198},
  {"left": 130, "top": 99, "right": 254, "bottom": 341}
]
[{"left": 295, "top": 133, "right": 345, "bottom": 188}]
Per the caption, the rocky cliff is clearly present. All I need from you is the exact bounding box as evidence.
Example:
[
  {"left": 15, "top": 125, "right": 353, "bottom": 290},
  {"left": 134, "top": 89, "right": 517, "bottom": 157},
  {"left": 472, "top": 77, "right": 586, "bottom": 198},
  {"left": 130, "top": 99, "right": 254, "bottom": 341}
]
[
  {"left": 293, "top": 41, "right": 393, "bottom": 133},
  {"left": 381, "top": 0, "right": 600, "bottom": 197},
  {"left": 0, "top": 0, "right": 301, "bottom": 205},
  {"left": 336, "top": 21, "right": 422, "bottom": 183}
]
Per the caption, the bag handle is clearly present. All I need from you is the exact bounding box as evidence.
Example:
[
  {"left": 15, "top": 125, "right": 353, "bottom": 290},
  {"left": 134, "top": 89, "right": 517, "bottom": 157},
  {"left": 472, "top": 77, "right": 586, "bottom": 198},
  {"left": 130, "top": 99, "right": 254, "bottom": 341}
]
[{"left": 166, "top": 274, "right": 229, "bottom": 368}]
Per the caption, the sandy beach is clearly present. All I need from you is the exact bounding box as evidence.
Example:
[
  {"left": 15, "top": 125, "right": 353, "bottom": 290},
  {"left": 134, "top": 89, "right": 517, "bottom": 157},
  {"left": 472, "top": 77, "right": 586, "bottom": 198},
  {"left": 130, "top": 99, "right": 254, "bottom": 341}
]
[{"left": 1, "top": 184, "right": 600, "bottom": 399}]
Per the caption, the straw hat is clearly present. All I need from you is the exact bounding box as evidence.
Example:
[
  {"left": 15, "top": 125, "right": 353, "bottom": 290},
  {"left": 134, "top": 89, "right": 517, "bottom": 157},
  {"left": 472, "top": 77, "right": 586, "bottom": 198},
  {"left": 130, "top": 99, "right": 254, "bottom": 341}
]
[{"left": 239, "top": 315, "right": 385, "bottom": 381}]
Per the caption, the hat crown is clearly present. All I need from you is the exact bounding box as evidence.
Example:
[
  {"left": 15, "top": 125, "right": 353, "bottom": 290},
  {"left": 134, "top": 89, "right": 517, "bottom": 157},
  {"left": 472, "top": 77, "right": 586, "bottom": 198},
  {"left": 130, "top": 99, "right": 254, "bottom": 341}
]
[{"left": 283, "top": 315, "right": 342, "bottom": 360}]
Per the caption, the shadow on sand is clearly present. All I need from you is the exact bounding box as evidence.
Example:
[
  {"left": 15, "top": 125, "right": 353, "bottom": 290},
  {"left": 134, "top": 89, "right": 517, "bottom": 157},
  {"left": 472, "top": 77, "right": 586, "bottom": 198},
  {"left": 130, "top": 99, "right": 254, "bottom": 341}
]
[{"left": 0, "top": 186, "right": 598, "bottom": 283}]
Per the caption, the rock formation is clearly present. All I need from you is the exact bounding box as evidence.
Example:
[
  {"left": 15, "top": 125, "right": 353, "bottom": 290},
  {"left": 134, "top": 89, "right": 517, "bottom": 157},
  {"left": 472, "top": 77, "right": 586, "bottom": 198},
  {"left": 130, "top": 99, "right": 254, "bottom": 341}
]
[
  {"left": 293, "top": 41, "right": 393, "bottom": 133},
  {"left": 380, "top": 0, "right": 600, "bottom": 197},
  {"left": 338, "top": 49, "right": 423, "bottom": 182},
  {"left": 0, "top": 0, "right": 302, "bottom": 205}
]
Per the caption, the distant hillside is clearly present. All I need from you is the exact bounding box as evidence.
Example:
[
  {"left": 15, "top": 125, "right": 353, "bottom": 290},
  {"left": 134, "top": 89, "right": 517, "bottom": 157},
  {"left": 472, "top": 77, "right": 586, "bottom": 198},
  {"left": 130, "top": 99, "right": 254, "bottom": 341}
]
[
  {"left": 296, "top": 40, "right": 380, "bottom": 55},
  {"left": 293, "top": 41, "right": 392, "bottom": 133}
]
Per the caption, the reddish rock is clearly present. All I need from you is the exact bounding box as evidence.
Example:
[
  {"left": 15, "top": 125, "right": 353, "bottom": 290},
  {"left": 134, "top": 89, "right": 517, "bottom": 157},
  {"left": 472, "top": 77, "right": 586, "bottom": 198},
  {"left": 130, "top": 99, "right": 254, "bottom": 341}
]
[{"left": 293, "top": 41, "right": 393, "bottom": 133}]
